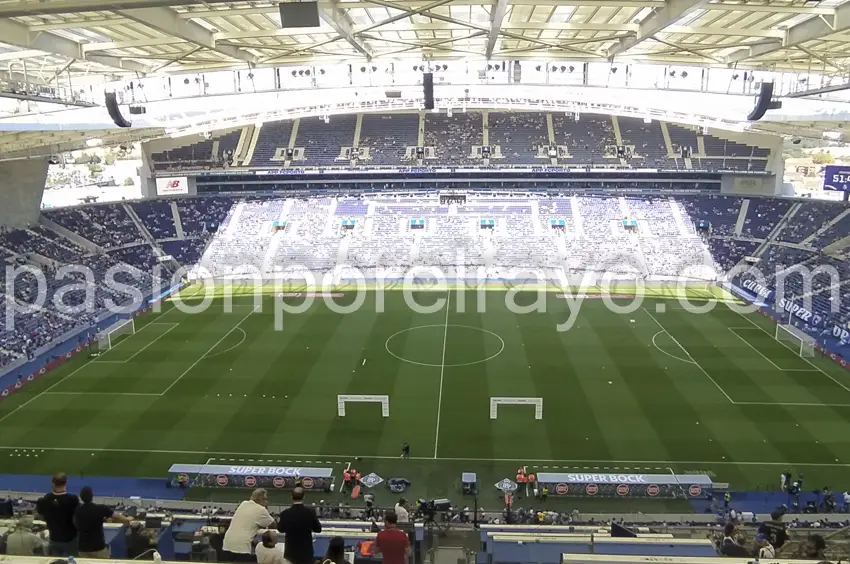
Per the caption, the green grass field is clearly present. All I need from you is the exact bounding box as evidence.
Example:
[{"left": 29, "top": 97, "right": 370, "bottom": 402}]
[{"left": 3, "top": 287, "right": 850, "bottom": 508}]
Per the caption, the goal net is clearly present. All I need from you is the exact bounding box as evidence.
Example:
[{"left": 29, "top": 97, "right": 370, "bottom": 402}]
[
  {"left": 96, "top": 318, "right": 136, "bottom": 351},
  {"left": 775, "top": 324, "right": 816, "bottom": 358},
  {"left": 337, "top": 394, "right": 389, "bottom": 417}
]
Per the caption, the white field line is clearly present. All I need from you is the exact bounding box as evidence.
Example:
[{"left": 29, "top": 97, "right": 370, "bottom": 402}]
[
  {"left": 650, "top": 330, "right": 695, "bottom": 365},
  {"left": 1, "top": 444, "right": 849, "bottom": 468},
  {"left": 94, "top": 323, "right": 180, "bottom": 364},
  {"left": 730, "top": 307, "right": 850, "bottom": 396},
  {"left": 727, "top": 327, "right": 783, "bottom": 370},
  {"left": 0, "top": 307, "right": 179, "bottom": 425},
  {"left": 160, "top": 305, "right": 258, "bottom": 395},
  {"left": 735, "top": 401, "right": 850, "bottom": 407},
  {"left": 43, "top": 392, "right": 162, "bottom": 397},
  {"left": 203, "top": 327, "right": 247, "bottom": 360},
  {"left": 642, "top": 307, "right": 735, "bottom": 404},
  {"left": 433, "top": 290, "right": 450, "bottom": 459}
]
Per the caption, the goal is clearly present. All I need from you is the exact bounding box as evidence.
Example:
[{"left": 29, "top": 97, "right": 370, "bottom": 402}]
[
  {"left": 489, "top": 397, "right": 543, "bottom": 420},
  {"left": 96, "top": 318, "right": 136, "bottom": 351},
  {"left": 775, "top": 324, "right": 816, "bottom": 358},
  {"left": 337, "top": 394, "right": 389, "bottom": 417}
]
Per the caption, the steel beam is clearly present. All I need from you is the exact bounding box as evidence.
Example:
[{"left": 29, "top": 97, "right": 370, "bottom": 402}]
[
  {"left": 116, "top": 6, "right": 259, "bottom": 63},
  {"left": 0, "top": 19, "right": 150, "bottom": 73},
  {"left": 607, "top": 0, "right": 709, "bottom": 58},
  {"left": 318, "top": 0, "right": 373, "bottom": 59},
  {"left": 724, "top": 1, "right": 850, "bottom": 64},
  {"left": 485, "top": 0, "right": 509, "bottom": 59}
]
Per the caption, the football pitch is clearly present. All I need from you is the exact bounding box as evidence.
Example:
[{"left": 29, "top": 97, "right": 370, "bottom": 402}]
[{"left": 3, "top": 286, "right": 850, "bottom": 508}]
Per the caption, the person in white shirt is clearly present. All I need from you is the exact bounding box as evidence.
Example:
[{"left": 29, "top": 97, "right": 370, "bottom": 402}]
[
  {"left": 223, "top": 489, "right": 276, "bottom": 562},
  {"left": 254, "top": 530, "right": 286, "bottom": 564},
  {"left": 394, "top": 498, "right": 409, "bottom": 523}
]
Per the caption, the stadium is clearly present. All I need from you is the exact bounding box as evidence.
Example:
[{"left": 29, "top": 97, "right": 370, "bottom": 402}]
[{"left": 3, "top": 0, "right": 850, "bottom": 561}]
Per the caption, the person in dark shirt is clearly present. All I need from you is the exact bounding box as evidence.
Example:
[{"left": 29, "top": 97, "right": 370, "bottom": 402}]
[
  {"left": 126, "top": 522, "right": 155, "bottom": 559},
  {"left": 758, "top": 510, "right": 790, "bottom": 549},
  {"left": 719, "top": 523, "right": 749, "bottom": 557},
  {"left": 35, "top": 472, "right": 79, "bottom": 557},
  {"left": 277, "top": 487, "right": 322, "bottom": 564},
  {"left": 74, "top": 486, "right": 132, "bottom": 558},
  {"left": 322, "top": 536, "right": 351, "bottom": 564}
]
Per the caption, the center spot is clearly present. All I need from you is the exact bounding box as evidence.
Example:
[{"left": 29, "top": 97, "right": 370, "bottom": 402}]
[{"left": 385, "top": 324, "right": 505, "bottom": 367}]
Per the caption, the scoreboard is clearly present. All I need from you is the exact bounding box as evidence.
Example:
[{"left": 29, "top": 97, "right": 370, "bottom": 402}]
[{"left": 823, "top": 166, "right": 850, "bottom": 191}]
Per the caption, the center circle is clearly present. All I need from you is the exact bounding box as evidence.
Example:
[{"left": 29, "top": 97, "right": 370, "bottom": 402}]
[{"left": 385, "top": 324, "right": 505, "bottom": 367}]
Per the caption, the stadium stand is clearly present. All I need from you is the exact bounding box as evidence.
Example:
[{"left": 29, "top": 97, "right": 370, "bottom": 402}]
[
  {"left": 8, "top": 188, "right": 850, "bottom": 395},
  {"left": 360, "top": 113, "right": 418, "bottom": 165},
  {"left": 147, "top": 112, "right": 773, "bottom": 172},
  {"left": 488, "top": 112, "right": 548, "bottom": 164},
  {"left": 131, "top": 200, "right": 177, "bottom": 239},
  {"left": 618, "top": 118, "right": 672, "bottom": 169},
  {"left": 552, "top": 114, "right": 616, "bottom": 165},
  {"left": 742, "top": 198, "right": 793, "bottom": 238},
  {"left": 251, "top": 120, "right": 295, "bottom": 166},
  {"left": 296, "top": 115, "right": 357, "bottom": 166},
  {"left": 424, "top": 111, "right": 482, "bottom": 165}
]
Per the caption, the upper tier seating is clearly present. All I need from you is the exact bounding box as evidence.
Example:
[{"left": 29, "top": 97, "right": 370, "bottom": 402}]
[
  {"left": 296, "top": 116, "right": 357, "bottom": 166},
  {"left": 360, "top": 114, "right": 418, "bottom": 166},
  {"left": 424, "top": 112, "right": 482, "bottom": 166},
  {"left": 618, "top": 118, "right": 672, "bottom": 168},
  {"left": 252, "top": 120, "right": 295, "bottom": 166},
  {"left": 488, "top": 112, "right": 548, "bottom": 165},
  {"left": 148, "top": 112, "right": 771, "bottom": 173},
  {"left": 552, "top": 115, "right": 616, "bottom": 165}
]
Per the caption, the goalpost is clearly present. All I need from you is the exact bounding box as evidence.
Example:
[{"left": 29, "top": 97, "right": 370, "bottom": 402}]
[
  {"left": 337, "top": 394, "right": 390, "bottom": 417},
  {"left": 775, "top": 324, "right": 816, "bottom": 358},
  {"left": 490, "top": 397, "right": 543, "bottom": 420},
  {"left": 96, "top": 318, "right": 136, "bottom": 351}
]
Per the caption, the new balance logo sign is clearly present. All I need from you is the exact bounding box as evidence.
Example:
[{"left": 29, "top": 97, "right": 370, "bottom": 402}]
[
  {"left": 168, "top": 180, "right": 181, "bottom": 188},
  {"left": 360, "top": 472, "right": 384, "bottom": 488}
]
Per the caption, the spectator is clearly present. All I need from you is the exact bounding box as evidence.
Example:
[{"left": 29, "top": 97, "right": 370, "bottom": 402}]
[
  {"left": 35, "top": 472, "right": 79, "bottom": 556},
  {"left": 254, "top": 531, "right": 285, "bottom": 564},
  {"left": 223, "top": 489, "right": 276, "bottom": 562},
  {"left": 804, "top": 534, "right": 826, "bottom": 559},
  {"left": 394, "top": 499, "right": 409, "bottom": 524},
  {"left": 754, "top": 536, "right": 775, "bottom": 559},
  {"left": 322, "top": 536, "right": 351, "bottom": 564},
  {"left": 126, "top": 522, "right": 155, "bottom": 559},
  {"left": 4, "top": 515, "right": 46, "bottom": 556},
  {"left": 719, "top": 523, "right": 748, "bottom": 557},
  {"left": 759, "top": 509, "right": 789, "bottom": 550},
  {"left": 372, "top": 510, "right": 410, "bottom": 564},
  {"left": 278, "top": 487, "right": 322, "bottom": 564},
  {"left": 74, "top": 486, "right": 132, "bottom": 558}
]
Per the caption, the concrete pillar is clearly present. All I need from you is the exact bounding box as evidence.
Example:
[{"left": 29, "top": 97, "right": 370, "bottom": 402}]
[{"left": 0, "top": 157, "right": 48, "bottom": 229}]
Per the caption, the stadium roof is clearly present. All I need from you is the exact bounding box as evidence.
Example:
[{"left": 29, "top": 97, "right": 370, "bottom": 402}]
[{"left": 2, "top": 0, "right": 850, "bottom": 80}]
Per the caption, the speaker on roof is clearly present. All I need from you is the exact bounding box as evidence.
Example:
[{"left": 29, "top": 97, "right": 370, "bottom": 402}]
[
  {"left": 279, "top": 2, "right": 320, "bottom": 28},
  {"left": 423, "top": 72, "right": 434, "bottom": 110},
  {"left": 104, "top": 92, "right": 131, "bottom": 128},
  {"left": 747, "top": 81, "right": 782, "bottom": 121}
]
